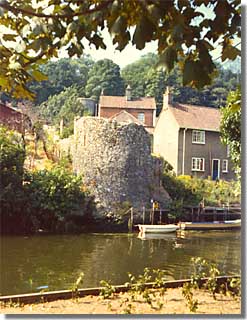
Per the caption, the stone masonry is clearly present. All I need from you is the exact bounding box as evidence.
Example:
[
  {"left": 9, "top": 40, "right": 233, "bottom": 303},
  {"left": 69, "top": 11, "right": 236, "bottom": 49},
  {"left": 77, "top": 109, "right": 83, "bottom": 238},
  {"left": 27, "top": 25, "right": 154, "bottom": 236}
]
[{"left": 72, "top": 117, "right": 170, "bottom": 214}]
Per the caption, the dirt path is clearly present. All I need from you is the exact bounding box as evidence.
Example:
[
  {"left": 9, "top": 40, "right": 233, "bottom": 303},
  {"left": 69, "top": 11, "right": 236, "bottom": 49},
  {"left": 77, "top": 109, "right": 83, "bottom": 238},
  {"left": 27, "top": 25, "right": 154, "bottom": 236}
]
[{"left": 1, "top": 287, "right": 241, "bottom": 315}]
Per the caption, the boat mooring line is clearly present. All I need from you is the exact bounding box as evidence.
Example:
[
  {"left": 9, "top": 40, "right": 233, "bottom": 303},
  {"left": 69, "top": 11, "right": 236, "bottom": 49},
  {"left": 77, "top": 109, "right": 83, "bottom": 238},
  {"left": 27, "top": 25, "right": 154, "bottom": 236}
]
[{"left": 0, "top": 275, "right": 240, "bottom": 305}]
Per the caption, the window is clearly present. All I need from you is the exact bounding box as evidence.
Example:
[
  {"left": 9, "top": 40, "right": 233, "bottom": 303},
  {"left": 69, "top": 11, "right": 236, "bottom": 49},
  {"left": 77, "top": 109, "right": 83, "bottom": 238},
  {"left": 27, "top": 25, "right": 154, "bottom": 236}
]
[
  {"left": 192, "top": 130, "right": 205, "bottom": 144},
  {"left": 192, "top": 157, "right": 205, "bottom": 171},
  {"left": 137, "top": 112, "right": 145, "bottom": 123},
  {"left": 222, "top": 159, "right": 228, "bottom": 173}
]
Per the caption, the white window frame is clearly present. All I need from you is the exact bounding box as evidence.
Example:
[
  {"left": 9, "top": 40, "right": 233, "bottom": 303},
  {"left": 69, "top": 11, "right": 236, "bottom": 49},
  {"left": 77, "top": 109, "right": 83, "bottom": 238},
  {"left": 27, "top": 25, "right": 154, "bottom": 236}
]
[
  {"left": 192, "top": 130, "right": 205, "bottom": 144},
  {"left": 137, "top": 112, "right": 145, "bottom": 123},
  {"left": 192, "top": 157, "right": 205, "bottom": 171},
  {"left": 222, "top": 159, "right": 228, "bottom": 173}
]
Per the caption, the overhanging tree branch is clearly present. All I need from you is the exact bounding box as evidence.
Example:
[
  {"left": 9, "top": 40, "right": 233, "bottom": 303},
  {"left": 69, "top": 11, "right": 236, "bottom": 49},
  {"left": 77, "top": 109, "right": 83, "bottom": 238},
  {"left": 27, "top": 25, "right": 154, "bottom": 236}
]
[{"left": 0, "top": 0, "right": 113, "bottom": 18}]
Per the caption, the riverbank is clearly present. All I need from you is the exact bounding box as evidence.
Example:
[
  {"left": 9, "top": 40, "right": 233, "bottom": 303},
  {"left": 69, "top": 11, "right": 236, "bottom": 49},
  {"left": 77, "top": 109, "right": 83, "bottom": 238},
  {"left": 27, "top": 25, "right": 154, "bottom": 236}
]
[{"left": 1, "top": 287, "right": 241, "bottom": 314}]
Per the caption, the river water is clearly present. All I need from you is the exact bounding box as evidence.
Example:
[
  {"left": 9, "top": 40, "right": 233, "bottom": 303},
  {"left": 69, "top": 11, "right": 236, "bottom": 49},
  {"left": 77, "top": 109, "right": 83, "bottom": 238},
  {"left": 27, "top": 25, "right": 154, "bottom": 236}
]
[{"left": 0, "top": 230, "right": 241, "bottom": 295}]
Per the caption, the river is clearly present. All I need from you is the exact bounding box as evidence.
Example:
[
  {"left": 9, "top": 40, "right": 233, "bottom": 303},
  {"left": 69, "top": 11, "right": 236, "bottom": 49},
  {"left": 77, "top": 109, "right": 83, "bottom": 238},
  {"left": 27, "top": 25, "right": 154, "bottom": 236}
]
[{"left": 0, "top": 230, "right": 241, "bottom": 295}]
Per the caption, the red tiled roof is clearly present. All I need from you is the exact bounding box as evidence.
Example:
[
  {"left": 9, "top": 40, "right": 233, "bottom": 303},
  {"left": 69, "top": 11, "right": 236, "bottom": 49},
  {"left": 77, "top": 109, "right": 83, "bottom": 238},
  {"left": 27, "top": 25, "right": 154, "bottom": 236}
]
[
  {"left": 99, "top": 95, "right": 156, "bottom": 110},
  {"left": 169, "top": 103, "right": 221, "bottom": 131}
]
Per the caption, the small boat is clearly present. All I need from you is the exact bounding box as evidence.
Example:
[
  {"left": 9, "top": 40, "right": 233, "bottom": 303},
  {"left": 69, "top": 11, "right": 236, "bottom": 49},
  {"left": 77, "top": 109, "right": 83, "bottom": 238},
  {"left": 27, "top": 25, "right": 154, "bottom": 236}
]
[
  {"left": 137, "top": 224, "right": 179, "bottom": 234},
  {"left": 179, "top": 219, "right": 241, "bottom": 231}
]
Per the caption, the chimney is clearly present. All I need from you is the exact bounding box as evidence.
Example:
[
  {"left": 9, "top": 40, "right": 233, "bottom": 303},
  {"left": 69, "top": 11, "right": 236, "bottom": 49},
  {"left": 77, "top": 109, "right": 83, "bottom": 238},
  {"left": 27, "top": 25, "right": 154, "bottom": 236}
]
[
  {"left": 126, "top": 85, "right": 131, "bottom": 101},
  {"left": 163, "top": 86, "right": 173, "bottom": 109}
]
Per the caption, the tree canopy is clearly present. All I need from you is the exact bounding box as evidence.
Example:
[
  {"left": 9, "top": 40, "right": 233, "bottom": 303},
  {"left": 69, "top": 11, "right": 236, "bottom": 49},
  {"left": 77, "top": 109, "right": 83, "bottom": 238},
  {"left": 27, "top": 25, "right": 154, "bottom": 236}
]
[
  {"left": 0, "top": 0, "right": 241, "bottom": 99},
  {"left": 85, "top": 59, "right": 125, "bottom": 100},
  {"left": 29, "top": 56, "right": 94, "bottom": 105},
  {"left": 220, "top": 87, "right": 241, "bottom": 176}
]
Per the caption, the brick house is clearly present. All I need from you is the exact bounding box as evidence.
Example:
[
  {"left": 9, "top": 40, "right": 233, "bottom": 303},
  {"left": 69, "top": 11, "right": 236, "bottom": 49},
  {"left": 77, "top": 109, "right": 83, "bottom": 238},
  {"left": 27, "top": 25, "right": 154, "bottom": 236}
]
[
  {"left": 153, "top": 88, "right": 235, "bottom": 180},
  {"left": 0, "top": 103, "right": 31, "bottom": 134},
  {"left": 98, "top": 86, "right": 156, "bottom": 134}
]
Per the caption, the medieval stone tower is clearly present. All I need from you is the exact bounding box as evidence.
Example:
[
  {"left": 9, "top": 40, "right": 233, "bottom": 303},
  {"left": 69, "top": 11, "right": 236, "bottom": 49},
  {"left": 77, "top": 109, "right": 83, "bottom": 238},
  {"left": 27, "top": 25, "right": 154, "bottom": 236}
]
[{"left": 72, "top": 117, "right": 169, "bottom": 213}]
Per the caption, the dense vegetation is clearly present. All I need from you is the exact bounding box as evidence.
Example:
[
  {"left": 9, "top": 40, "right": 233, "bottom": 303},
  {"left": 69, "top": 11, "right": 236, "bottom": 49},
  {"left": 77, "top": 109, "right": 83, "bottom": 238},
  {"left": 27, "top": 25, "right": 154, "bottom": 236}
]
[
  {"left": 2, "top": 54, "right": 239, "bottom": 133},
  {"left": 0, "top": 0, "right": 240, "bottom": 99},
  {"left": 220, "top": 88, "right": 241, "bottom": 177},
  {"left": 0, "top": 126, "right": 95, "bottom": 235},
  {"left": 162, "top": 173, "right": 240, "bottom": 220}
]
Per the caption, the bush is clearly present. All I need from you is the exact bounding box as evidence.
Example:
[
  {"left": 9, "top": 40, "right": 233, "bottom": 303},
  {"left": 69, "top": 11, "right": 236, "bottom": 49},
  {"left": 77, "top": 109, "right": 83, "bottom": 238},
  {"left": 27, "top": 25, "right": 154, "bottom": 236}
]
[
  {"left": 0, "top": 126, "right": 28, "bottom": 234},
  {"left": 0, "top": 126, "right": 95, "bottom": 234},
  {"left": 162, "top": 173, "right": 201, "bottom": 206},
  {"left": 162, "top": 173, "right": 241, "bottom": 212},
  {"left": 23, "top": 165, "right": 95, "bottom": 232}
]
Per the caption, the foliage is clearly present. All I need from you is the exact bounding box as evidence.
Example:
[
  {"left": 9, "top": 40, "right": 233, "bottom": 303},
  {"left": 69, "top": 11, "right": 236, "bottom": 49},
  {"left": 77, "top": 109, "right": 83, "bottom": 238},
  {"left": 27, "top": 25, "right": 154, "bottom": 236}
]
[
  {"left": 0, "top": 128, "right": 95, "bottom": 234},
  {"left": 122, "top": 54, "right": 240, "bottom": 116},
  {"left": 162, "top": 174, "right": 241, "bottom": 213},
  {"left": 85, "top": 59, "right": 125, "bottom": 100},
  {"left": 0, "top": 126, "right": 27, "bottom": 234},
  {"left": 0, "top": 126, "right": 25, "bottom": 188},
  {"left": 0, "top": 0, "right": 240, "bottom": 99},
  {"left": 99, "top": 280, "right": 116, "bottom": 299},
  {"left": 162, "top": 173, "right": 201, "bottom": 207},
  {"left": 177, "top": 175, "right": 241, "bottom": 206},
  {"left": 71, "top": 272, "right": 84, "bottom": 298},
  {"left": 182, "top": 283, "right": 198, "bottom": 312},
  {"left": 121, "top": 53, "right": 158, "bottom": 99},
  {"left": 38, "top": 86, "right": 82, "bottom": 134},
  {"left": 29, "top": 56, "right": 94, "bottom": 105},
  {"left": 220, "top": 88, "right": 241, "bottom": 176},
  {"left": 23, "top": 166, "right": 86, "bottom": 231}
]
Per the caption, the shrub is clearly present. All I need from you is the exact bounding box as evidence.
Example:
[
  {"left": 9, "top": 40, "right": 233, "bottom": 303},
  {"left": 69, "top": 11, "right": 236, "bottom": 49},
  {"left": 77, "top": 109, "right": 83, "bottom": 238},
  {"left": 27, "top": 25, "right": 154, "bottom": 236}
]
[{"left": 23, "top": 165, "right": 95, "bottom": 232}]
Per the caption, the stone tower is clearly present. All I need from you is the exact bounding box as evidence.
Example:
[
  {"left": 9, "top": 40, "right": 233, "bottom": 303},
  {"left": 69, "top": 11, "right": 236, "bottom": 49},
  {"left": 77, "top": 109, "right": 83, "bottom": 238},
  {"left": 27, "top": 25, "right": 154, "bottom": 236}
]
[{"left": 72, "top": 117, "right": 169, "bottom": 213}]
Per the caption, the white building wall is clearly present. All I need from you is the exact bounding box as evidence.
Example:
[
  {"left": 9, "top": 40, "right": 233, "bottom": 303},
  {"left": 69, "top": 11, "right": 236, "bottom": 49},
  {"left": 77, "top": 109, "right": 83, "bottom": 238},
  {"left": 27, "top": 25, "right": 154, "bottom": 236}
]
[{"left": 153, "top": 108, "right": 179, "bottom": 174}]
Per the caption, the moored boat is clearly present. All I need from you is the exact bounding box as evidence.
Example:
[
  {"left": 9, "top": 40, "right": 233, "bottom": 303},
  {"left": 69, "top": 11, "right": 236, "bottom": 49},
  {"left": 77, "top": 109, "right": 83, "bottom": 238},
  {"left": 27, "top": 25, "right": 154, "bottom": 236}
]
[
  {"left": 137, "top": 224, "right": 179, "bottom": 234},
  {"left": 179, "top": 219, "right": 241, "bottom": 230}
]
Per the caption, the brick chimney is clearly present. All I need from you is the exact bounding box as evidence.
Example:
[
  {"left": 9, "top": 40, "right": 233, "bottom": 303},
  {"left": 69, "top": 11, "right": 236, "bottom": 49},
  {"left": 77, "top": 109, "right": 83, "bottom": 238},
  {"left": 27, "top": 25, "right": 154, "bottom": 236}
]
[
  {"left": 126, "top": 85, "right": 131, "bottom": 101},
  {"left": 163, "top": 86, "right": 173, "bottom": 109}
]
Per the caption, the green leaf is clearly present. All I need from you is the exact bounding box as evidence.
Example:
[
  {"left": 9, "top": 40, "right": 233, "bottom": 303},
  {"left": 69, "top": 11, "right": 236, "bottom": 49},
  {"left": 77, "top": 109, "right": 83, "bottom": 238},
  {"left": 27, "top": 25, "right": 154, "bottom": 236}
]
[
  {"left": 90, "top": 34, "right": 106, "bottom": 50},
  {"left": 32, "top": 69, "right": 48, "bottom": 81},
  {"left": 222, "top": 44, "right": 241, "bottom": 62},
  {"left": 157, "top": 46, "right": 178, "bottom": 72},
  {"left": 132, "top": 16, "right": 156, "bottom": 50},
  {"left": 110, "top": 16, "right": 126, "bottom": 35}
]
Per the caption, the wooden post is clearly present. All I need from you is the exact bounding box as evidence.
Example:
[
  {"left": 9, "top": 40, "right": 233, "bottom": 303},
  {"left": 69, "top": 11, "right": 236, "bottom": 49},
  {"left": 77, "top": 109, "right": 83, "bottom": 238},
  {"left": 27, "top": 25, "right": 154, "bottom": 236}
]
[
  {"left": 130, "top": 207, "right": 133, "bottom": 230},
  {"left": 151, "top": 208, "right": 154, "bottom": 225},
  {"left": 128, "top": 207, "right": 134, "bottom": 232},
  {"left": 142, "top": 206, "right": 145, "bottom": 225}
]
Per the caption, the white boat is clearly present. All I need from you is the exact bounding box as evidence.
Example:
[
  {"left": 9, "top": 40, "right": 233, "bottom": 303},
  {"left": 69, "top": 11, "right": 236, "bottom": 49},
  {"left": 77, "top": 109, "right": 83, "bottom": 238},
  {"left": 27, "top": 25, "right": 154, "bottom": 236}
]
[
  {"left": 179, "top": 219, "right": 241, "bottom": 230},
  {"left": 137, "top": 224, "right": 179, "bottom": 234}
]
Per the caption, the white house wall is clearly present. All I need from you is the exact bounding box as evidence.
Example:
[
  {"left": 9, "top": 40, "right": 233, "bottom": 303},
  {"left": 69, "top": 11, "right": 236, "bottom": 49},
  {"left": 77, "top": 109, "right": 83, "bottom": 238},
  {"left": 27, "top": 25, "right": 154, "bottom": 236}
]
[{"left": 153, "top": 108, "right": 179, "bottom": 173}]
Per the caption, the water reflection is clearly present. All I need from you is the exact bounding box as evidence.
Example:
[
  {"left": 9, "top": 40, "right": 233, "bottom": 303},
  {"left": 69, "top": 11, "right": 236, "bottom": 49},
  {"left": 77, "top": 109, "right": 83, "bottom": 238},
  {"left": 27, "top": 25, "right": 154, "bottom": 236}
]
[{"left": 0, "top": 231, "right": 241, "bottom": 295}]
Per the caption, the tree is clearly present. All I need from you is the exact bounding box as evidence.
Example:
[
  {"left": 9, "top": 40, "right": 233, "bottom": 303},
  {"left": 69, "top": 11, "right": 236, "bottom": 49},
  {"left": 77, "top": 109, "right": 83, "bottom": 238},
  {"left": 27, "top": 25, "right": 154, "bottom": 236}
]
[
  {"left": 0, "top": 0, "right": 241, "bottom": 99},
  {"left": 39, "top": 86, "right": 81, "bottom": 126},
  {"left": 121, "top": 53, "right": 158, "bottom": 98},
  {"left": 85, "top": 59, "right": 124, "bottom": 100},
  {"left": 29, "top": 56, "right": 94, "bottom": 105},
  {"left": 220, "top": 88, "right": 241, "bottom": 176},
  {"left": 122, "top": 54, "right": 240, "bottom": 112},
  {"left": 0, "top": 126, "right": 27, "bottom": 234}
]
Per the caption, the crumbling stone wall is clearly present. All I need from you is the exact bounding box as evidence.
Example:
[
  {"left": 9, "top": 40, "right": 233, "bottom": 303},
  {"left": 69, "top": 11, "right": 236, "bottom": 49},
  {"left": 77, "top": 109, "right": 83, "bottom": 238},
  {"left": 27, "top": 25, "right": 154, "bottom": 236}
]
[{"left": 72, "top": 117, "right": 169, "bottom": 214}]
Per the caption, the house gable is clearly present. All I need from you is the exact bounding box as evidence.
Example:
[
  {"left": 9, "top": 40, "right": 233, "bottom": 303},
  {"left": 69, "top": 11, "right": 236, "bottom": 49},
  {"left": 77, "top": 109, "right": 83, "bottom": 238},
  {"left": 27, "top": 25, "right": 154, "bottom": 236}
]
[
  {"left": 99, "top": 94, "right": 156, "bottom": 129},
  {"left": 153, "top": 107, "right": 180, "bottom": 173}
]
